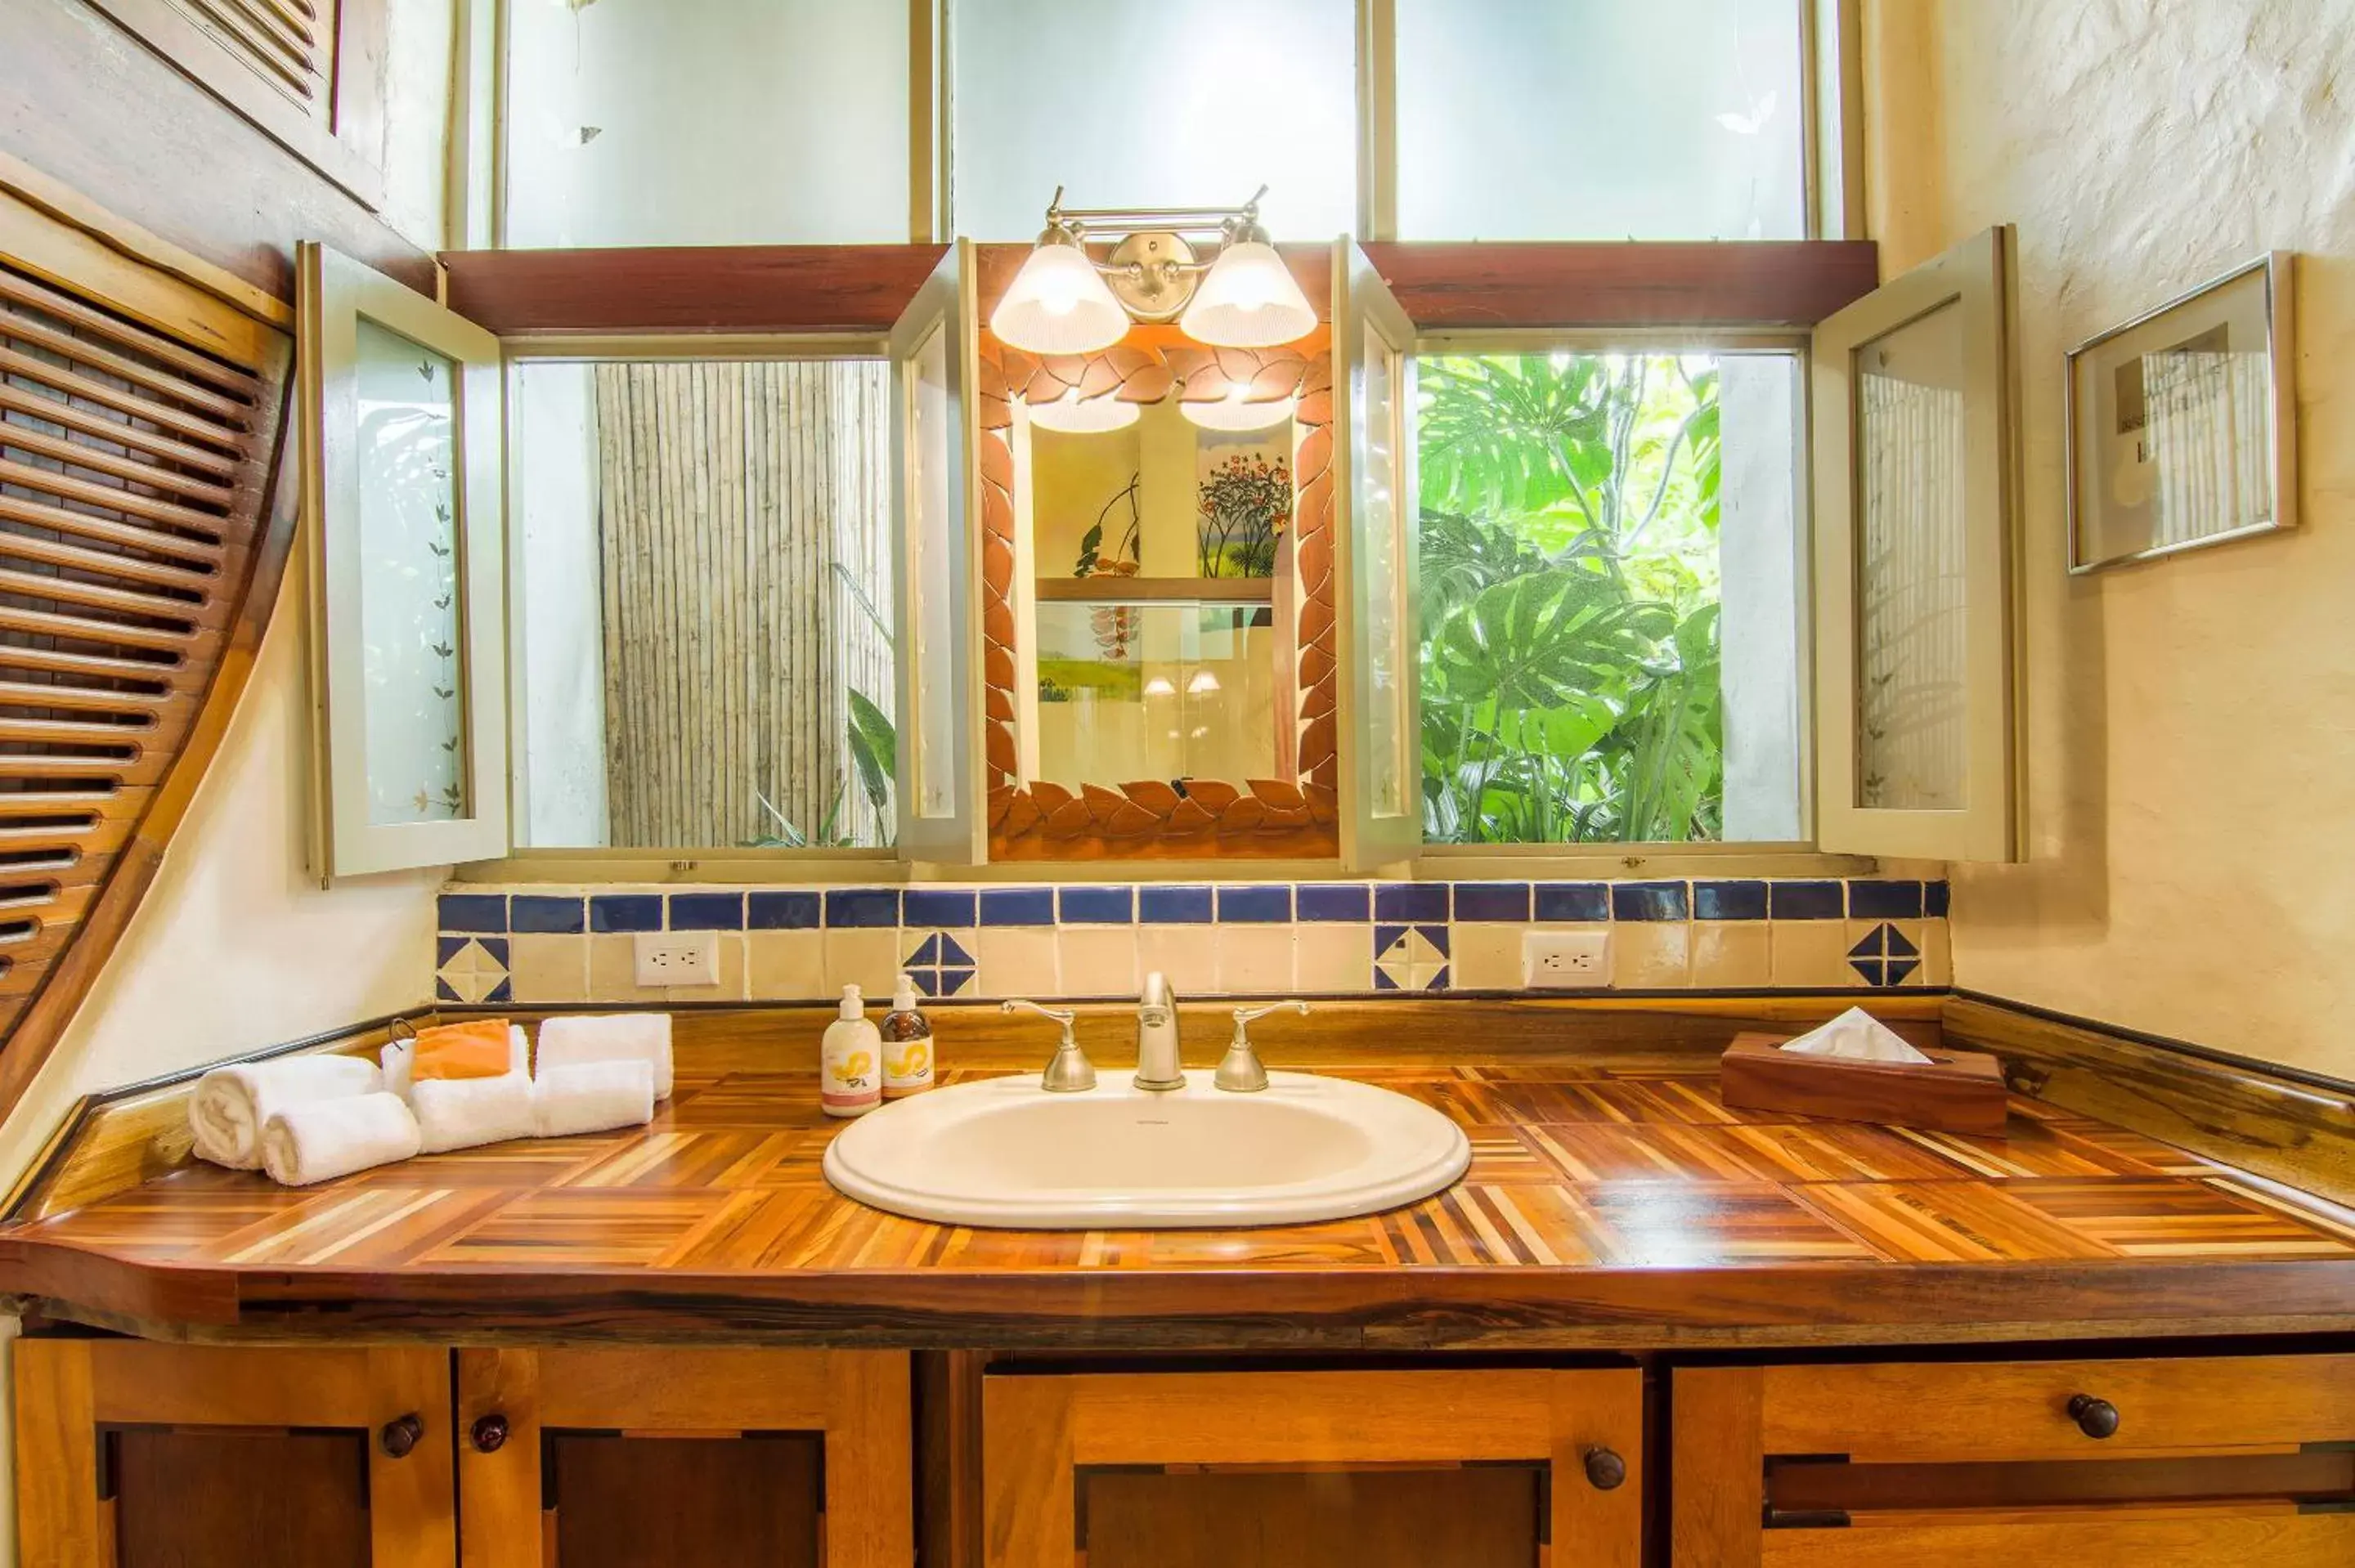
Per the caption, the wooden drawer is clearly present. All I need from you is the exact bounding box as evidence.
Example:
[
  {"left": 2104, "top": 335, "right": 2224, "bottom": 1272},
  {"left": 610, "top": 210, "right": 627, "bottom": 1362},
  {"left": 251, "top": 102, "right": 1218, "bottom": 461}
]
[
  {"left": 1759, "top": 1353, "right": 2355, "bottom": 1463},
  {"left": 1756, "top": 1506, "right": 2355, "bottom": 1566}
]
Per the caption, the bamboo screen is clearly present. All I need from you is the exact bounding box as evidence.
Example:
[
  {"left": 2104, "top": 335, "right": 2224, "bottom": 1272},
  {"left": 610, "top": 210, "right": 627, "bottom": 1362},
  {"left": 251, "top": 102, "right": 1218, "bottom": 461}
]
[{"left": 590, "top": 361, "right": 893, "bottom": 848}]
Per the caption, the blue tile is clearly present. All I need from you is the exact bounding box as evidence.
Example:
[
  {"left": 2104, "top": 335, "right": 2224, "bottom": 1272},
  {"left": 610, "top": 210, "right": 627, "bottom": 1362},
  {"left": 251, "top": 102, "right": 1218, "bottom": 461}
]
[
  {"left": 1926, "top": 880, "right": 1951, "bottom": 918},
  {"left": 904, "top": 889, "right": 979, "bottom": 928},
  {"left": 909, "top": 969, "right": 940, "bottom": 997},
  {"left": 1848, "top": 880, "right": 1925, "bottom": 920},
  {"left": 980, "top": 887, "right": 1056, "bottom": 926},
  {"left": 939, "top": 967, "right": 975, "bottom": 997},
  {"left": 1693, "top": 880, "right": 1769, "bottom": 921},
  {"left": 436, "top": 978, "right": 464, "bottom": 1002},
  {"left": 590, "top": 894, "right": 663, "bottom": 934},
  {"left": 1850, "top": 925, "right": 1889, "bottom": 958},
  {"left": 1886, "top": 957, "right": 1919, "bottom": 986},
  {"left": 1373, "top": 968, "right": 1402, "bottom": 992},
  {"left": 826, "top": 888, "right": 901, "bottom": 928},
  {"left": 1294, "top": 883, "right": 1371, "bottom": 921},
  {"left": 1374, "top": 882, "right": 1448, "bottom": 921},
  {"left": 1769, "top": 880, "right": 1845, "bottom": 921},
  {"left": 905, "top": 933, "right": 940, "bottom": 966},
  {"left": 1373, "top": 924, "right": 1408, "bottom": 960},
  {"left": 477, "top": 936, "right": 508, "bottom": 965},
  {"left": 1416, "top": 922, "right": 1451, "bottom": 958},
  {"left": 438, "top": 893, "right": 506, "bottom": 934},
  {"left": 1057, "top": 885, "right": 1134, "bottom": 924},
  {"left": 1427, "top": 965, "right": 1451, "bottom": 992},
  {"left": 1611, "top": 881, "right": 1688, "bottom": 921},
  {"left": 1850, "top": 957, "right": 1887, "bottom": 987},
  {"left": 509, "top": 894, "right": 584, "bottom": 934},
  {"left": 1451, "top": 882, "right": 1531, "bottom": 922},
  {"left": 1138, "top": 885, "right": 1214, "bottom": 923},
  {"left": 747, "top": 891, "right": 823, "bottom": 930},
  {"left": 669, "top": 892, "right": 745, "bottom": 930},
  {"left": 435, "top": 934, "right": 473, "bottom": 965},
  {"left": 1217, "top": 885, "right": 1293, "bottom": 923},
  {"left": 939, "top": 933, "right": 973, "bottom": 966},
  {"left": 483, "top": 979, "right": 513, "bottom": 1004},
  {"left": 1886, "top": 925, "right": 1920, "bottom": 958},
  {"left": 1534, "top": 882, "right": 1609, "bottom": 922}
]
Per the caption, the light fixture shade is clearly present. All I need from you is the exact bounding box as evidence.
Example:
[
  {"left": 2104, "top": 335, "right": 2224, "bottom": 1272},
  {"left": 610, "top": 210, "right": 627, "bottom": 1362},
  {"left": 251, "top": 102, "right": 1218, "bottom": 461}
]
[
  {"left": 990, "top": 241, "right": 1128, "bottom": 354},
  {"left": 1181, "top": 385, "right": 1297, "bottom": 432},
  {"left": 1178, "top": 241, "right": 1317, "bottom": 347},
  {"left": 1025, "top": 386, "right": 1140, "bottom": 434}
]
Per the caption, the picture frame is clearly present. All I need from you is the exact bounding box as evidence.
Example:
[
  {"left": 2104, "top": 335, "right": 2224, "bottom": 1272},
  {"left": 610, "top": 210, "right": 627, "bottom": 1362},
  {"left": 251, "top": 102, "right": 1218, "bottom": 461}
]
[{"left": 2066, "top": 252, "right": 2295, "bottom": 574}]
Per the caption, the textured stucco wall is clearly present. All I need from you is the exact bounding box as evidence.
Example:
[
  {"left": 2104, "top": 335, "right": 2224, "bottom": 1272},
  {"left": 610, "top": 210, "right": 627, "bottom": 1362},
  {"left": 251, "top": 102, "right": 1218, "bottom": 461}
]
[{"left": 1867, "top": 0, "right": 2355, "bottom": 1073}]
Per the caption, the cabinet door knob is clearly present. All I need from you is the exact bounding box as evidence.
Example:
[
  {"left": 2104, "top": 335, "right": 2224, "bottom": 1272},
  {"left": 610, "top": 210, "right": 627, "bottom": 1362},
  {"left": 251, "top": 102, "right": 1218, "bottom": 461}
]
[
  {"left": 471, "top": 1413, "right": 510, "bottom": 1453},
  {"left": 379, "top": 1413, "right": 424, "bottom": 1458},
  {"left": 2068, "top": 1394, "right": 2121, "bottom": 1439},
  {"left": 1581, "top": 1446, "right": 1627, "bottom": 1490}
]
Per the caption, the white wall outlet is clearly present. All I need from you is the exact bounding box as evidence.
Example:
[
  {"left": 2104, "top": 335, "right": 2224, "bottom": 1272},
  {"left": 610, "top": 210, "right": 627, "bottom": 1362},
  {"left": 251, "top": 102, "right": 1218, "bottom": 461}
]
[
  {"left": 1523, "top": 929, "right": 1611, "bottom": 988},
  {"left": 634, "top": 930, "right": 719, "bottom": 988}
]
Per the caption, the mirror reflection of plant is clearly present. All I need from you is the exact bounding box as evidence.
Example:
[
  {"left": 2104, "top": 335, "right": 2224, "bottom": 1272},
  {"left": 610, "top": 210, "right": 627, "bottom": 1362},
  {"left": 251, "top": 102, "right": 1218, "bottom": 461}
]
[
  {"left": 1195, "top": 453, "right": 1291, "bottom": 578},
  {"left": 1416, "top": 353, "right": 1725, "bottom": 844},
  {"left": 740, "top": 563, "right": 904, "bottom": 850}
]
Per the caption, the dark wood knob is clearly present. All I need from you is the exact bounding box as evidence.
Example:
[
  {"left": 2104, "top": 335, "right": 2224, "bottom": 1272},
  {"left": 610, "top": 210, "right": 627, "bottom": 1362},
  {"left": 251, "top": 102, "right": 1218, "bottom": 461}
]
[
  {"left": 2068, "top": 1394, "right": 2120, "bottom": 1439},
  {"left": 1582, "top": 1446, "right": 1627, "bottom": 1490},
  {"left": 379, "top": 1413, "right": 423, "bottom": 1458},
  {"left": 471, "top": 1413, "right": 510, "bottom": 1453}
]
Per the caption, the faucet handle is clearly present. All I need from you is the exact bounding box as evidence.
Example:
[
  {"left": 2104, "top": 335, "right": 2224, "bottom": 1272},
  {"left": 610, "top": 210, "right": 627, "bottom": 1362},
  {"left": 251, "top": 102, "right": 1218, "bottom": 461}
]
[
  {"left": 1002, "top": 1000, "right": 1095, "bottom": 1093},
  {"left": 1216, "top": 1001, "right": 1310, "bottom": 1093}
]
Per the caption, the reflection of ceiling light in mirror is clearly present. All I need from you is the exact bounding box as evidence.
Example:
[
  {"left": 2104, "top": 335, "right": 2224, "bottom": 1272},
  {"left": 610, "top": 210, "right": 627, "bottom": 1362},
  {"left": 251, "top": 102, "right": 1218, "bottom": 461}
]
[
  {"left": 990, "top": 235, "right": 1128, "bottom": 354},
  {"left": 1143, "top": 676, "right": 1177, "bottom": 697},
  {"left": 1178, "top": 241, "right": 1317, "bottom": 347},
  {"left": 1025, "top": 386, "right": 1140, "bottom": 433},
  {"left": 1186, "top": 670, "right": 1222, "bottom": 695},
  {"left": 1181, "top": 383, "right": 1295, "bottom": 432}
]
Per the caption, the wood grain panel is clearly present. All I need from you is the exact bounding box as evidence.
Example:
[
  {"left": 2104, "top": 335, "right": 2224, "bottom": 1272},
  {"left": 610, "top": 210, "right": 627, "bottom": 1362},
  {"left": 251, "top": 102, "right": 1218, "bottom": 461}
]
[
  {"left": 1671, "top": 1367, "right": 1764, "bottom": 1568},
  {"left": 1082, "top": 1468, "right": 1540, "bottom": 1568},
  {"left": 552, "top": 1435, "right": 819, "bottom": 1568},
  {"left": 1363, "top": 241, "right": 1881, "bottom": 329},
  {"left": 112, "top": 1427, "right": 372, "bottom": 1568},
  {"left": 439, "top": 247, "right": 953, "bottom": 338},
  {"left": 1756, "top": 1508, "right": 2355, "bottom": 1566}
]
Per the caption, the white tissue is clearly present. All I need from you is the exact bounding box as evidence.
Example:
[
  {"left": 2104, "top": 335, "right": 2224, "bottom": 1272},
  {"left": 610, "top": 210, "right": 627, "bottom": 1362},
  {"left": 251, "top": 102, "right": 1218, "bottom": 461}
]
[{"left": 1778, "top": 1006, "right": 1933, "bottom": 1064}]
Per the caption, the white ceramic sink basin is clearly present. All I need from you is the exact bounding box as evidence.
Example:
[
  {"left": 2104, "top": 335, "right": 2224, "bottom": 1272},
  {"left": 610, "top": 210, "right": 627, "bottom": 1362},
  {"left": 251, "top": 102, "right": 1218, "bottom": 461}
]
[{"left": 822, "top": 1069, "right": 1469, "bottom": 1230}]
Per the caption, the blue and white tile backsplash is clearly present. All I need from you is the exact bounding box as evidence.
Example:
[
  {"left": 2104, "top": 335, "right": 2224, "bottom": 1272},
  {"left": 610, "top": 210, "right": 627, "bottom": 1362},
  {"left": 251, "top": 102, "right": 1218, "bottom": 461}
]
[{"left": 437, "top": 879, "right": 1951, "bottom": 1006}]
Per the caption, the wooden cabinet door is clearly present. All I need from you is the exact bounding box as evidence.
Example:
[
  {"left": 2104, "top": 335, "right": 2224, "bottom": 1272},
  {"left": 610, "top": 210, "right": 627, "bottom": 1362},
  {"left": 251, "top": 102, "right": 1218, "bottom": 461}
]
[
  {"left": 455, "top": 1347, "right": 913, "bottom": 1568},
  {"left": 14, "top": 1339, "right": 455, "bottom": 1568},
  {"left": 1674, "top": 1355, "right": 2355, "bottom": 1566},
  {"left": 982, "top": 1367, "right": 1644, "bottom": 1568}
]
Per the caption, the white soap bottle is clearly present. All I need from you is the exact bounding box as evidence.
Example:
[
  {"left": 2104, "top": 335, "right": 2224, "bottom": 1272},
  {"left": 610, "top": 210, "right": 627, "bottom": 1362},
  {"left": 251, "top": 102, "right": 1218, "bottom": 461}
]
[{"left": 821, "top": 984, "right": 882, "bottom": 1118}]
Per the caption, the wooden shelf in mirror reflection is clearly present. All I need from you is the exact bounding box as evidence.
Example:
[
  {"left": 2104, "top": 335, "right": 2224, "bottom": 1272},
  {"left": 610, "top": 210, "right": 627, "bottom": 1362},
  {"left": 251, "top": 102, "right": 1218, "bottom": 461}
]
[{"left": 1034, "top": 577, "right": 1273, "bottom": 603}]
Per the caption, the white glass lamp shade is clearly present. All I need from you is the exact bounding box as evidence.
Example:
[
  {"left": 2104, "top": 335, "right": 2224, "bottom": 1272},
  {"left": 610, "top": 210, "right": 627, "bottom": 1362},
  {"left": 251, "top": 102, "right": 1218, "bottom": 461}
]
[
  {"left": 1178, "top": 240, "right": 1317, "bottom": 347},
  {"left": 1025, "top": 385, "right": 1141, "bottom": 433},
  {"left": 1181, "top": 383, "right": 1296, "bottom": 432},
  {"left": 991, "top": 241, "right": 1129, "bottom": 354}
]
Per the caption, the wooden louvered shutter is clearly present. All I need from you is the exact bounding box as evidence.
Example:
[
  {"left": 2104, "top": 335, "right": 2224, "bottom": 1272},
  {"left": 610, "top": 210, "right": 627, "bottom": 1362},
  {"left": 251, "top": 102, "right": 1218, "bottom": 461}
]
[{"left": 0, "top": 204, "right": 290, "bottom": 1047}]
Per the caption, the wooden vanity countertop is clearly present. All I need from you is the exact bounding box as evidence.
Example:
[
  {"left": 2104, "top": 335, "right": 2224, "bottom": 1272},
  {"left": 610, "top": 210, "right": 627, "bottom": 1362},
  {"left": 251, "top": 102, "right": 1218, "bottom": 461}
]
[{"left": 7, "top": 1006, "right": 2355, "bottom": 1350}]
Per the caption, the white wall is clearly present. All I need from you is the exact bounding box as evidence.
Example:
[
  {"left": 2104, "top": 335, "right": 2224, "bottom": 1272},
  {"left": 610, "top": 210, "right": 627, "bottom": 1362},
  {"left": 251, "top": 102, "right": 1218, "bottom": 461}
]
[
  {"left": 1719, "top": 353, "right": 1804, "bottom": 840},
  {"left": 512, "top": 361, "right": 609, "bottom": 846},
  {"left": 1867, "top": 0, "right": 2355, "bottom": 1076}
]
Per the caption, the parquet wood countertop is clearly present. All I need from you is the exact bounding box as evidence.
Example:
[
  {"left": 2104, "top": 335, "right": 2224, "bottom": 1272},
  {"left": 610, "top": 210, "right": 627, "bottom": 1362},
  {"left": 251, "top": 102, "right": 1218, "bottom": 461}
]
[{"left": 7, "top": 1013, "right": 2355, "bottom": 1350}]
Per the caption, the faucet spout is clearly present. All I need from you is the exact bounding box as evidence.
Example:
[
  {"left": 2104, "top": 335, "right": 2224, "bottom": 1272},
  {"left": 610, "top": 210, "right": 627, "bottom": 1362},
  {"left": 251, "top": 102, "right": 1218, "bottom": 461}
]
[{"left": 1133, "top": 970, "right": 1185, "bottom": 1091}]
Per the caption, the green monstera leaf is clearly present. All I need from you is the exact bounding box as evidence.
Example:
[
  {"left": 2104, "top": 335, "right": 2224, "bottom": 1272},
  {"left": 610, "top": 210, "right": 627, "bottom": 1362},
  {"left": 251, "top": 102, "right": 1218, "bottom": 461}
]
[{"left": 1427, "top": 571, "right": 1671, "bottom": 711}]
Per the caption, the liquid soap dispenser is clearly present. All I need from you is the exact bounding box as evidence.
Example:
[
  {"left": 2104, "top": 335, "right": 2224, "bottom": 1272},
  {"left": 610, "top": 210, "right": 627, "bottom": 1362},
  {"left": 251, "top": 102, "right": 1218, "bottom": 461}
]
[
  {"left": 881, "top": 972, "right": 935, "bottom": 1099},
  {"left": 822, "top": 984, "right": 882, "bottom": 1118}
]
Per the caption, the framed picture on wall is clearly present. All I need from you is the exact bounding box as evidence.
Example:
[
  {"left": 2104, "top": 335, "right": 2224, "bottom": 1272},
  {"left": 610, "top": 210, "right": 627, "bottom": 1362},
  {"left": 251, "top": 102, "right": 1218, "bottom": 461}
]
[{"left": 2066, "top": 252, "right": 2295, "bottom": 573}]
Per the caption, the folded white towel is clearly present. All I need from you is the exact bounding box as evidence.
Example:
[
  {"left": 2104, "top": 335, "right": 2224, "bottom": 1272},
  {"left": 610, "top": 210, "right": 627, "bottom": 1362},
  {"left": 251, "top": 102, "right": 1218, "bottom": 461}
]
[
  {"left": 410, "top": 1073, "right": 538, "bottom": 1154},
  {"left": 535, "top": 1013, "right": 673, "bottom": 1100},
  {"left": 382, "top": 1024, "right": 530, "bottom": 1101},
  {"left": 191, "top": 1055, "right": 383, "bottom": 1171},
  {"left": 259, "top": 1092, "right": 419, "bottom": 1187},
  {"left": 532, "top": 1059, "right": 657, "bottom": 1139}
]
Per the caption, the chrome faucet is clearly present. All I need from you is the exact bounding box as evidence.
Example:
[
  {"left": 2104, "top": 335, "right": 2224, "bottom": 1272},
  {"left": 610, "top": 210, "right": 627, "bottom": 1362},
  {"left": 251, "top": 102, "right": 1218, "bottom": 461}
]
[
  {"left": 1133, "top": 971, "right": 1186, "bottom": 1091},
  {"left": 1002, "top": 999, "right": 1096, "bottom": 1093}
]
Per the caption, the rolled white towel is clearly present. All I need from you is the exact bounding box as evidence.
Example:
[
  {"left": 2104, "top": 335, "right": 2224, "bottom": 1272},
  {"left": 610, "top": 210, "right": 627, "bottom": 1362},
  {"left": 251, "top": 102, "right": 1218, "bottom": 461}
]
[
  {"left": 532, "top": 1059, "right": 657, "bottom": 1139},
  {"left": 191, "top": 1055, "right": 383, "bottom": 1171},
  {"left": 535, "top": 1013, "right": 673, "bottom": 1100},
  {"left": 259, "top": 1092, "right": 419, "bottom": 1187},
  {"left": 410, "top": 1073, "right": 538, "bottom": 1154},
  {"left": 382, "top": 1025, "right": 528, "bottom": 1102}
]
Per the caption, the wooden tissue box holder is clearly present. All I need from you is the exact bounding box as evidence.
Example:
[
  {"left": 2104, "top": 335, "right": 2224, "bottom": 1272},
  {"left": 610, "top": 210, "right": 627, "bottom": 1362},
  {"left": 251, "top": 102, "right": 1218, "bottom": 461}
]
[{"left": 1720, "top": 1031, "right": 2010, "bottom": 1138}]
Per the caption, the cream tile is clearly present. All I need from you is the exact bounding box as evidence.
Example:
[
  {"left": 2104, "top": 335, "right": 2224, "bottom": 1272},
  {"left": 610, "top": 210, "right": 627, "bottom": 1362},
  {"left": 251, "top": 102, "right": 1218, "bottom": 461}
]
[
  {"left": 747, "top": 930, "right": 828, "bottom": 1001},
  {"left": 506, "top": 934, "right": 586, "bottom": 1003},
  {"left": 1136, "top": 925, "right": 1218, "bottom": 992},
  {"left": 1449, "top": 924, "right": 1525, "bottom": 991},
  {"left": 1059, "top": 927, "right": 1139, "bottom": 997},
  {"left": 1922, "top": 920, "right": 1953, "bottom": 986},
  {"left": 1769, "top": 921, "right": 1852, "bottom": 988},
  {"left": 1689, "top": 922, "right": 1771, "bottom": 988},
  {"left": 587, "top": 932, "right": 745, "bottom": 1003},
  {"left": 823, "top": 928, "right": 903, "bottom": 996},
  {"left": 976, "top": 928, "right": 1060, "bottom": 998},
  {"left": 1611, "top": 922, "right": 1690, "bottom": 988},
  {"left": 1215, "top": 925, "right": 1296, "bottom": 995},
  {"left": 1293, "top": 923, "right": 1372, "bottom": 992}
]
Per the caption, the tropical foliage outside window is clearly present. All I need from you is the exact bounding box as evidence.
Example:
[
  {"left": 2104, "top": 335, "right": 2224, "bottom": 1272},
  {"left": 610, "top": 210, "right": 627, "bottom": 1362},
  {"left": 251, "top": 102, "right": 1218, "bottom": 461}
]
[{"left": 1418, "top": 352, "right": 1728, "bottom": 844}]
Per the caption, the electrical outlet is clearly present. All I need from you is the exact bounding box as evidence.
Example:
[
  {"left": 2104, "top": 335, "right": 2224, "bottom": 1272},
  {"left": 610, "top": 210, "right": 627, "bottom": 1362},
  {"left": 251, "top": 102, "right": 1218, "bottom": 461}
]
[
  {"left": 1523, "top": 929, "right": 1611, "bottom": 988},
  {"left": 634, "top": 930, "right": 719, "bottom": 988}
]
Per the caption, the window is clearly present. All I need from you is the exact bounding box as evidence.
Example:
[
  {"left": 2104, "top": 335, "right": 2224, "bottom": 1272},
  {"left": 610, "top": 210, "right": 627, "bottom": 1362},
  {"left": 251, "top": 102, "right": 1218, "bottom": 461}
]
[
  {"left": 1415, "top": 346, "right": 1805, "bottom": 846},
  {"left": 502, "top": 0, "right": 909, "bottom": 246},
  {"left": 948, "top": 0, "right": 1357, "bottom": 239},
  {"left": 1393, "top": 0, "right": 1809, "bottom": 240},
  {"left": 508, "top": 357, "right": 898, "bottom": 850}
]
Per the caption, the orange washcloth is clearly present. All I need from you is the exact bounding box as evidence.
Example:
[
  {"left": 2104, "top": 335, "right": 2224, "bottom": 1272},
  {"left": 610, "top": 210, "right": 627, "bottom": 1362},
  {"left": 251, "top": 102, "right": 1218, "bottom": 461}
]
[{"left": 410, "top": 1019, "right": 515, "bottom": 1082}]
